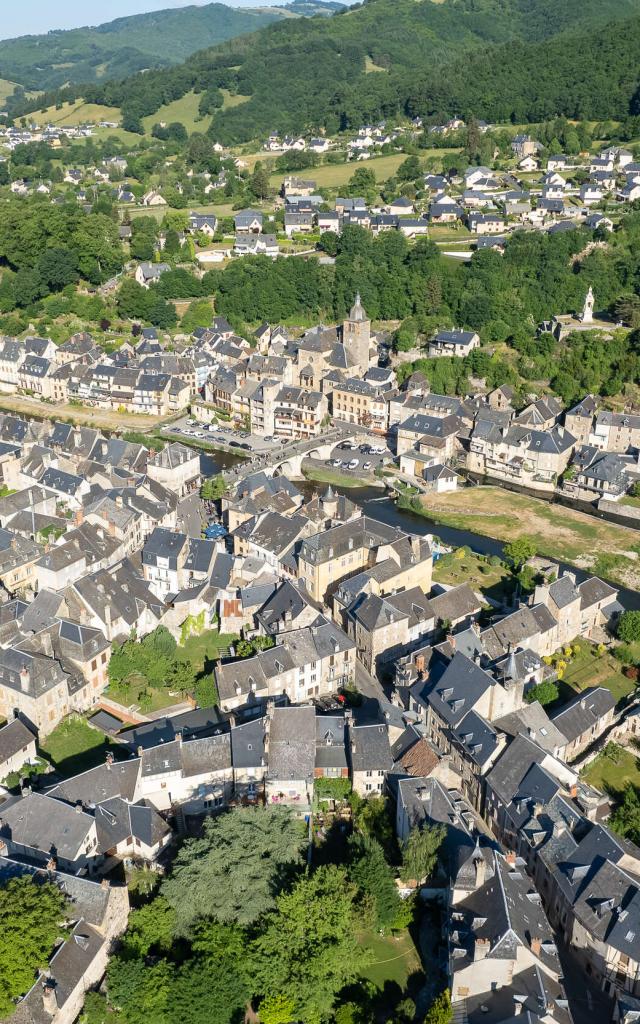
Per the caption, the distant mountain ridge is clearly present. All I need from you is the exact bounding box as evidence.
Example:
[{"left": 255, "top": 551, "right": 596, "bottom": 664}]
[{"left": 0, "top": 1, "right": 344, "bottom": 94}]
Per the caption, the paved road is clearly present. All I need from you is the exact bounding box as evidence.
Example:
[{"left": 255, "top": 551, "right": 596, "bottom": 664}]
[{"left": 354, "top": 660, "right": 388, "bottom": 705}]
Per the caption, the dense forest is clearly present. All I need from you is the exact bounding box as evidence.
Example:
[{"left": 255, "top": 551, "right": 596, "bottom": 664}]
[
  {"left": 8, "top": 0, "right": 640, "bottom": 136},
  {"left": 3, "top": 187, "right": 640, "bottom": 408}
]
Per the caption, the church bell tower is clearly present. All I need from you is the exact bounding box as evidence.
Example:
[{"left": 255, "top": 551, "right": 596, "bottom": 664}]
[{"left": 343, "top": 293, "right": 371, "bottom": 373}]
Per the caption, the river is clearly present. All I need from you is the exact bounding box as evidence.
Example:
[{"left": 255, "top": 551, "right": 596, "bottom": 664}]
[{"left": 197, "top": 451, "right": 640, "bottom": 611}]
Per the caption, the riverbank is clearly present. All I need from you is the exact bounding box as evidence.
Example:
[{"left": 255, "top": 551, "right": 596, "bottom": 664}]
[
  {"left": 0, "top": 394, "right": 168, "bottom": 432},
  {"left": 400, "top": 486, "right": 640, "bottom": 590},
  {"left": 302, "top": 465, "right": 385, "bottom": 490}
]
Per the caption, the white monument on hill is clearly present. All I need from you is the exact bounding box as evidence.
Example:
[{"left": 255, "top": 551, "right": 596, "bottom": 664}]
[{"left": 581, "top": 286, "right": 594, "bottom": 324}]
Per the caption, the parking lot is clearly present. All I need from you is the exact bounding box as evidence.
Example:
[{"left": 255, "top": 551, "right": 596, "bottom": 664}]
[
  {"left": 316, "top": 438, "right": 392, "bottom": 474},
  {"left": 161, "top": 416, "right": 286, "bottom": 455}
]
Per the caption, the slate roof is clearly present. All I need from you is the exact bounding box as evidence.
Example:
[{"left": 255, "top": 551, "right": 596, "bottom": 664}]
[
  {"left": 493, "top": 702, "right": 567, "bottom": 755},
  {"left": 0, "top": 792, "right": 94, "bottom": 860},
  {"left": 315, "top": 714, "right": 348, "bottom": 770},
  {"left": 267, "top": 705, "right": 316, "bottom": 782},
  {"left": 550, "top": 686, "right": 616, "bottom": 744},
  {"left": 349, "top": 722, "right": 393, "bottom": 772},
  {"left": 0, "top": 718, "right": 36, "bottom": 767}
]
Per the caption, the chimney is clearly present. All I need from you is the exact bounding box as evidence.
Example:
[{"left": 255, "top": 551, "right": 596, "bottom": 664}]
[
  {"left": 137, "top": 745, "right": 143, "bottom": 757},
  {"left": 530, "top": 936, "right": 542, "bottom": 957},
  {"left": 105, "top": 751, "right": 114, "bottom": 769},
  {"left": 100, "top": 878, "right": 111, "bottom": 890},
  {"left": 104, "top": 606, "right": 111, "bottom": 633},
  {"left": 569, "top": 782, "right": 578, "bottom": 799},
  {"left": 446, "top": 633, "right": 456, "bottom": 650},
  {"left": 513, "top": 998, "right": 524, "bottom": 1017},
  {"left": 75, "top": 803, "right": 82, "bottom": 814},
  {"left": 42, "top": 981, "right": 58, "bottom": 1015},
  {"left": 473, "top": 937, "right": 490, "bottom": 962},
  {"left": 74, "top": 507, "right": 84, "bottom": 526},
  {"left": 505, "top": 850, "right": 517, "bottom": 866},
  {"left": 46, "top": 855, "right": 57, "bottom": 872},
  {"left": 41, "top": 633, "right": 53, "bottom": 658},
  {"left": 527, "top": 726, "right": 536, "bottom": 741}
]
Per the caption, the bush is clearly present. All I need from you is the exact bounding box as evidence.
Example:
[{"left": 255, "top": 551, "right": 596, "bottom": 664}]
[
  {"left": 315, "top": 777, "right": 351, "bottom": 800},
  {"left": 618, "top": 610, "right": 640, "bottom": 644},
  {"left": 525, "top": 680, "right": 559, "bottom": 706}
]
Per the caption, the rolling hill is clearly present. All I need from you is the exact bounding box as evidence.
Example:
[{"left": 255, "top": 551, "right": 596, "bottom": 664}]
[
  {"left": 9, "top": 0, "right": 640, "bottom": 141},
  {"left": 0, "top": 0, "right": 344, "bottom": 94},
  {"left": 68, "top": 0, "right": 640, "bottom": 143}
]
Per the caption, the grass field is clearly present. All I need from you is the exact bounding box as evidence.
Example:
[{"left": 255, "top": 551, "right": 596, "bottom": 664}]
[
  {"left": 0, "top": 79, "right": 19, "bottom": 105},
  {"left": 582, "top": 742, "right": 640, "bottom": 796},
  {"left": 432, "top": 548, "right": 514, "bottom": 606},
  {"left": 32, "top": 99, "right": 122, "bottom": 127},
  {"left": 142, "top": 91, "right": 210, "bottom": 136},
  {"left": 180, "top": 629, "right": 239, "bottom": 674},
  {"left": 40, "top": 717, "right": 126, "bottom": 779},
  {"left": 220, "top": 89, "right": 251, "bottom": 111},
  {"left": 358, "top": 929, "right": 423, "bottom": 993},
  {"left": 415, "top": 487, "right": 640, "bottom": 589},
  {"left": 429, "top": 224, "right": 472, "bottom": 242},
  {"left": 558, "top": 638, "right": 635, "bottom": 705},
  {"left": 303, "top": 465, "right": 382, "bottom": 489},
  {"left": 267, "top": 149, "right": 460, "bottom": 190}
]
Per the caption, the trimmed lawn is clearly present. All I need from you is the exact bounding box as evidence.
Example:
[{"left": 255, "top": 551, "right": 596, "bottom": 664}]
[
  {"left": 559, "top": 639, "right": 636, "bottom": 706},
  {"left": 582, "top": 744, "right": 640, "bottom": 796},
  {"left": 415, "top": 487, "right": 640, "bottom": 589},
  {"left": 429, "top": 224, "right": 473, "bottom": 242},
  {"left": 432, "top": 549, "right": 514, "bottom": 607},
  {"left": 40, "top": 717, "right": 126, "bottom": 779},
  {"left": 358, "top": 928, "right": 423, "bottom": 993},
  {"left": 181, "top": 629, "right": 239, "bottom": 674}
]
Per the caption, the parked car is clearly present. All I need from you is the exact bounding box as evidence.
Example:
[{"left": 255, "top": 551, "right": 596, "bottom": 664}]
[
  {"left": 348, "top": 459, "right": 359, "bottom": 469},
  {"left": 339, "top": 441, "right": 356, "bottom": 450},
  {"left": 363, "top": 461, "right": 372, "bottom": 470}
]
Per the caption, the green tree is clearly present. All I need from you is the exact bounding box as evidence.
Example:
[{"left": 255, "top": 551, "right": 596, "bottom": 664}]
[
  {"left": 107, "top": 956, "right": 172, "bottom": 1024},
  {"left": 525, "top": 680, "right": 559, "bottom": 706},
  {"left": 350, "top": 793, "right": 394, "bottom": 853},
  {"left": 200, "top": 475, "right": 228, "bottom": 500},
  {"left": 250, "top": 162, "right": 271, "bottom": 201},
  {"left": 0, "top": 877, "right": 68, "bottom": 1016},
  {"left": 610, "top": 785, "right": 640, "bottom": 845},
  {"left": 349, "top": 834, "right": 403, "bottom": 930},
  {"left": 397, "top": 155, "right": 421, "bottom": 181},
  {"left": 252, "top": 866, "right": 366, "bottom": 1024},
  {"left": 400, "top": 824, "right": 446, "bottom": 884},
  {"left": 617, "top": 610, "right": 640, "bottom": 644},
  {"left": 424, "top": 990, "right": 453, "bottom": 1024},
  {"left": 80, "top": 992, "right": 118, "bottom": 1024},
  {"left": 503, "top": 537, "right": 536, "bottom": 570},
  {"left": 162, "top": 806, "right": 306, "bottom": 932},
  {"left": 121, "top": 897, "right": 176, "bottom": 958}
]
